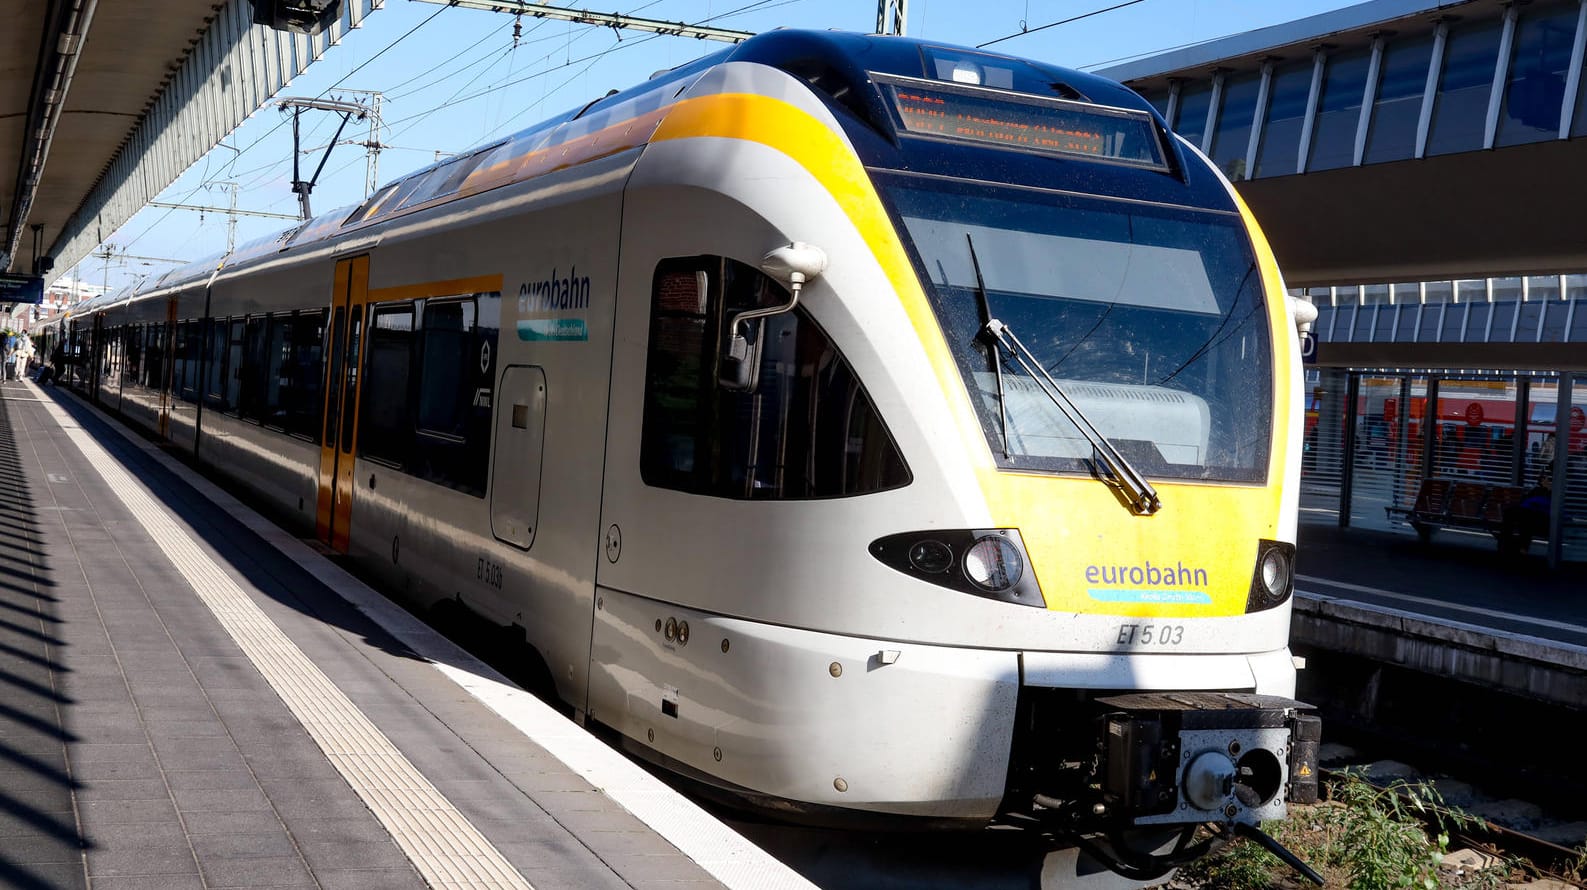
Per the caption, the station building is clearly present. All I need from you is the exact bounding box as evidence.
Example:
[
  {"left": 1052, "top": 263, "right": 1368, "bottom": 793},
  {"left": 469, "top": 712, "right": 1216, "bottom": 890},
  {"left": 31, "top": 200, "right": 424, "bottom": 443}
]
[{"left": 1101, "top": 0, "right": 1587, "bottom": 565}]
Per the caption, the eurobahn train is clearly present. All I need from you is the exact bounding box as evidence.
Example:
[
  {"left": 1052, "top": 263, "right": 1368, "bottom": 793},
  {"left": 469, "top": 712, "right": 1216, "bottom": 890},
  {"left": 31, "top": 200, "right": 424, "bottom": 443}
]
[{"left": 40, "top": 29, "right": 1320, "bottom": 878}]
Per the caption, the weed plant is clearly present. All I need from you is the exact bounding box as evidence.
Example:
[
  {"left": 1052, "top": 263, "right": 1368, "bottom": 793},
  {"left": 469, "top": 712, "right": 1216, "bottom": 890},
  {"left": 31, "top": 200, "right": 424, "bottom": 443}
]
[{"left": 1172, "top": 771, "right": 1515, "bottom": 890}]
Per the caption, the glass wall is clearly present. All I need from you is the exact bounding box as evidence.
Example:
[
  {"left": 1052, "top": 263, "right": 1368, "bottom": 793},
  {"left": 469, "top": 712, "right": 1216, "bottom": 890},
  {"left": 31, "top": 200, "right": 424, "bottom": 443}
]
[
  {"left": 1175, "top": 81, "right": 1214, "bottom": 150},
  {"left": 1496, "top": 3, "right": 1580, "bottom": 147},
  {"left": 1255, "top": 60, "right": 1314, "bottom": 177},
  {"left": 1209, "top": 72, "right": 1262, "bottom": 179},
  {"left": 1427, "top": 20, "right": 1505, "bottom": 156},
  {"left": 1365, "top": 36, "right": 1436, "bottom": 164},
  {"left": 1308, "top": 49, "right": 1372, "bottom": 171}
]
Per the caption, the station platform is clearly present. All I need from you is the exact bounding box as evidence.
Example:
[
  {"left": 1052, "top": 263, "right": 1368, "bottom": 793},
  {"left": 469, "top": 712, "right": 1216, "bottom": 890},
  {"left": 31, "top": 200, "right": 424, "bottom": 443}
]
[
  {"left": 0, "top": 378, "right": 810, "bottom": 890},
  {"left": 1293, "top": 513, "right": 1587, "bottom": 711}
]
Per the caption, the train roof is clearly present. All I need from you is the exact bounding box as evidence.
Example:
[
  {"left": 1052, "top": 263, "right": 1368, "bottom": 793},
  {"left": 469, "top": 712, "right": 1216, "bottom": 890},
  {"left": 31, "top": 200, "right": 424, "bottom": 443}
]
[{"left": 100, "top": 30, "right": 1157, "bottom": 311}]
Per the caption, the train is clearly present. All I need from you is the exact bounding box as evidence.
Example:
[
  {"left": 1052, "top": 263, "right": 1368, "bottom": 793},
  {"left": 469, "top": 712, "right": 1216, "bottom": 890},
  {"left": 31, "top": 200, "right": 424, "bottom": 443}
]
[{"left": 37, "top": 29, "right": 1319, "bottom": 879}]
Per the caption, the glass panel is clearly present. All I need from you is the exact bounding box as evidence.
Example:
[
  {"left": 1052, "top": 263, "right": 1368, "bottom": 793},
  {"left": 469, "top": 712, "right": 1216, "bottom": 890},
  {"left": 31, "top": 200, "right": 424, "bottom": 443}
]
[
  {"left": 417, "top": 299, "right": 477, "bottom": 438},
  {"left": 1141, "top": 89, "right": 1171, "bottom": 120},
  {"left": 1466, "top": 302, "right": 1493, "bottom": 339},
  {"left": 1300, "top": 367, "right": 1348, "bottom": 520},
  {"left": 1255, "top": 60, "right": 1314, "bottom": 177},
  {"left": 1362, "top": 284, "right": 1391, "bottom": 305},
  {"left": 1441, "top": 302, "right": 1469, "bottom": 340},
  {"left": 1365, "top": 36, "right": 1435, "bottom": 164},
  {"left": 1456, "top": 279, "right": 1489, "bottom": 302},
  {"left": 1489, "top": 301, "right": 1518, "bottom": 340},
  {"left": 360, "top": 304, "right": 414, "bottom": 467},
  {"left": 1428, "top": 20, "right": 1505, "bottom": 156},
  {"left": 411, "top": 293, "right": 500, "bottom": 498},
  {"left": 1332, "top": 304, "right": 1358, "bottom": 340},
  {"left": 1568, "top": 274, "right": 1587, "bottom": 299},
  {"left": 1562, "top": 377, "right": 1587, "bottom": 562},
  {"left": 1541, "top": 301, "right": 1569, "bottom": 341},
  {"left": 1497, "top": 3, "right": 1579, "bottom": 146},
  {"left": 1371, "top": 304, "right": 1396, "bottom": 340},
  {"left": 1530, "top": 275, "right": 1562, "bottom": 300},
  {"left": 1425, "top": 281, "right": 1454, "bottom": 304},
  {"left": 1209, "top": 72, "right": 1262, "bottom": 180},
  {"left": 1394, "top": 304, "right": 1422, "bottom": 341},
  {"left": 885, "top": 177, "right": 1272, "bottom": 482},
  {"left": 1173, "top": 80, "right": 1214, "bottom": 149},
  {"left": 1351, "top": 374, "right": 1426, "bottom": 532},
  {"left": 1429, "top": 380, "right": 1523, "bottom": 488},
  {"left": 1492, "top": 276, "right": 1523, "bottom": 302},
  {"left": 1517, "top": 302, "right": 1545, "bottom": 340},
  {"left": 641, "top": 257, "right": 911, "bottom": 499},
  {"left": 1418, "top": 302, "right": 1444, "bottom": 340},
  {"left": 1308, "top": 49, "right": 1372, "bottom": 171}
]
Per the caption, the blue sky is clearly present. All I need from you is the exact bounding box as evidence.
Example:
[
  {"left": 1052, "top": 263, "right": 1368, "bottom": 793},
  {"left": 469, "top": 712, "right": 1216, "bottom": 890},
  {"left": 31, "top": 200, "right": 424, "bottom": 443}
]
[{"left": 79, "top": 0, "right": 1364, "bottom": 291}]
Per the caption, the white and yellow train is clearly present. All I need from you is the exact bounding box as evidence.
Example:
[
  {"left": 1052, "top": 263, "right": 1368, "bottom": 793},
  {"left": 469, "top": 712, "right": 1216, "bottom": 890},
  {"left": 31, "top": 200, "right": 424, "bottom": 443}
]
[{"left": 43, "top": 30, "right": 1319, "bottom": 878}]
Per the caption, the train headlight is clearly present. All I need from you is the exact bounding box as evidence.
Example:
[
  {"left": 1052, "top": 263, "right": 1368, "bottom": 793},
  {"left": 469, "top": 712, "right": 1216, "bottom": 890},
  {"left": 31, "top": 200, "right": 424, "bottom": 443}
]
[
  {"left": 907, "top": 540, "right": 954, "bottom": 574},
  {"left": 964, "top": 536, "right": 1023, "bottom": 591},
  {"left": 1246, "top": 540, "right": 1296, "bottom": 613},
  {"left": 869, "top": 529, "right": 1045, "bottom": 607}
]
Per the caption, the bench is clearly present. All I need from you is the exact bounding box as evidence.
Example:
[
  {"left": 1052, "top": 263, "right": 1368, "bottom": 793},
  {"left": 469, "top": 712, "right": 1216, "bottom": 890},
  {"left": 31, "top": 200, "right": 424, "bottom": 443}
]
[{"left": 1384, "top": 477, "right": 1530, "bottom": 546}]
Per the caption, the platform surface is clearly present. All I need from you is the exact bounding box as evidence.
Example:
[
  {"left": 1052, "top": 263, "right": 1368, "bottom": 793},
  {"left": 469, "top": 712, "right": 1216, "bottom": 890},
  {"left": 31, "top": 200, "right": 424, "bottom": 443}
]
[{"left": 0, "top": 377, "right": 808, "bottom": 890}]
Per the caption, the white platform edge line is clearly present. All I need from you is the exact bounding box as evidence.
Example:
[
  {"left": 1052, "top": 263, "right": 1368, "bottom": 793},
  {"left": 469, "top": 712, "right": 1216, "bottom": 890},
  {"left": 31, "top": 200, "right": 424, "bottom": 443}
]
[
  {"left": 35, "top": 389, "right": 535, "bottom": 890},
  {"left": 40, "top": 384, "right": 817, "bottom": 890}
]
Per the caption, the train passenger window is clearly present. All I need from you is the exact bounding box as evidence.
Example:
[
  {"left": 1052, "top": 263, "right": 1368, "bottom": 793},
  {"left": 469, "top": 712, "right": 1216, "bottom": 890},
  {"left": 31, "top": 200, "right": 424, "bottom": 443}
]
[
  {"left": 641, "top": 256, "right": 911, "bottom": 500},
  {"left": 279, "top": 310, "right": 327, "bottom": 441},
  {"left": 411, "top": 294, "right": 500, "bottom": 498},
  {"left": 176, "top": 321, "right": 202, "bottom": 403},
  {"left": 145, "top": 324, "right": 166, "bottom": 390},
  {"left": 240, "top": 318, "right": 267, "bottom": 422},
  {"left": 122, "top": 327, "right": 141, "bottom": 387},
  {"left": 224, "top": 319, "right": 245, "bottom": 415},
  {"left": 360, "top": 304, "right": 415, "bottom": 467},
  {"left": 416, "top": 299, "right": 477, "bottom": 438},
  {"left": 204, "top": 320, "right": 230, "bottom": 411}
]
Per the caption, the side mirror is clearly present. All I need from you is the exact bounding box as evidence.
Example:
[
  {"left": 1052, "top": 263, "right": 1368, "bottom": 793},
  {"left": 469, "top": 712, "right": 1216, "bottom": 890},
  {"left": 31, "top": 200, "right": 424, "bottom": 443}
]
[
  {"left": 718, "top": 242, "right": 827, "bottom": 393},
  {"left": 1287, "top": 295, "right": 1317, "bottom": 334}
]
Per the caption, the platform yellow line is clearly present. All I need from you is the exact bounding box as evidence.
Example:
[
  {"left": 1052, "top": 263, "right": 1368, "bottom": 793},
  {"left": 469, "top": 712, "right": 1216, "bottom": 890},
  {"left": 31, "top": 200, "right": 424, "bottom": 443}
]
[{"left": 39, "top": 394, "right": 534, "bottom": 890}]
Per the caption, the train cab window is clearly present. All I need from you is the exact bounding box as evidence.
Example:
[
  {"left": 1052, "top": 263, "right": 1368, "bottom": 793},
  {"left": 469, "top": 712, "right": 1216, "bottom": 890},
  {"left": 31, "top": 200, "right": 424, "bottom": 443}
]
[
  {"left": 360, "top": 304, "right": 416, "bottom": 467},
  {"left": 641, "top": 256, "right": 911, "bottom": 500}
]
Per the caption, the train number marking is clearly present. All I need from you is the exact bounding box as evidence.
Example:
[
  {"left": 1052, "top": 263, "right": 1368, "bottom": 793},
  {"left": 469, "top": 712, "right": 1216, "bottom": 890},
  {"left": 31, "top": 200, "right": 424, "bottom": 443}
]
[
  {"left": 1116, "top": 624, "right": 1185, "bottom": 646},
  {"left": 476, "top": 556, "right": 504, "bottom": 590}
]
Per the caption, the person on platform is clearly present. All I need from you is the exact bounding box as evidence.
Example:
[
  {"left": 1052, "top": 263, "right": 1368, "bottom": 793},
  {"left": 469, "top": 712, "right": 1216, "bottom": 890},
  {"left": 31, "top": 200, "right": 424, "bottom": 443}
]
[{"left": 1499, "top": 471, "right": 1552, "bottom": 555}]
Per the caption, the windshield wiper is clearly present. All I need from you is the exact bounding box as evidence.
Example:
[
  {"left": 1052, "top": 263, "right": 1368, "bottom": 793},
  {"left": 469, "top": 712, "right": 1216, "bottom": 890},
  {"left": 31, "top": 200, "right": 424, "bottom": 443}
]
[
  {"left": 964, "top": 234, "right": 1161, "bottom": 516},
  {"left": 967, "top": 235, "right": 1011, "bottom": 460}
]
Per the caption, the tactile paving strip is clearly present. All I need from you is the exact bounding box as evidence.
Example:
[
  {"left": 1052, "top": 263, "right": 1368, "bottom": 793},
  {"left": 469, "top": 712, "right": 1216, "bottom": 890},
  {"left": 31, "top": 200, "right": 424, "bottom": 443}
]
[{"left": 45, "top": 400, "right": 534, "bottom": 890}]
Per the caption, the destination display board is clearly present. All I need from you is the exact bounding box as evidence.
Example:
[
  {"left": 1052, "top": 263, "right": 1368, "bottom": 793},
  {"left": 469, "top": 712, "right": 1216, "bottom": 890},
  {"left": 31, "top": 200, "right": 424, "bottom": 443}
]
[
  {"left": 873, "top": 73, "right": 1166, "bottom": 170},
  {"left": 0, "top": 274, "right": 44, "bottom": 304}
]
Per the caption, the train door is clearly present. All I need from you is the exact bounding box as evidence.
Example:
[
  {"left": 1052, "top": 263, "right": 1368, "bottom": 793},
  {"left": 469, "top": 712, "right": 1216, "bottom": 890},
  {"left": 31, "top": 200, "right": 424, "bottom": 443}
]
[{"left": 316, "top": 255, "right": 371, "bottom": 552}]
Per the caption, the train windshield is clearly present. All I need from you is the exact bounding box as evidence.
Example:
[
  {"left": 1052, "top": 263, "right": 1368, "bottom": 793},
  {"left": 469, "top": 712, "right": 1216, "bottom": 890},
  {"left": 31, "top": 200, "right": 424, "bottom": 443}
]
[{"left": 882, "top": 175, "right": 1273, "bottom": 483}]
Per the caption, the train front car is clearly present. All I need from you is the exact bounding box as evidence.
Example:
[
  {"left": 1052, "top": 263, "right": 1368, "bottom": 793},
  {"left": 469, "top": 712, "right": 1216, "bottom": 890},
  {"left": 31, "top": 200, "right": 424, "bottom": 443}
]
[{"left": 591, "top": 30, "right": 1316, "bottom": 877}]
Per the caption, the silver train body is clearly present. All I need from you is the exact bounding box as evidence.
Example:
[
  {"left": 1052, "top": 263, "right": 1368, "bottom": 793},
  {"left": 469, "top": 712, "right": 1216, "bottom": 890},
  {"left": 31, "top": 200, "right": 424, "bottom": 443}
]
[{"left": 45, "top": 30, "right": 1318, "bottom": 872}]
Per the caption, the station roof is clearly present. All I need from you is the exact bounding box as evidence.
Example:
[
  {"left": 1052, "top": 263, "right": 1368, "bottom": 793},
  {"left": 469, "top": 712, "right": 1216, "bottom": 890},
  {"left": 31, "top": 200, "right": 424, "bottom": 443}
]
[{"left": 1, "top": 0, "right": 379, "bottom": 281}]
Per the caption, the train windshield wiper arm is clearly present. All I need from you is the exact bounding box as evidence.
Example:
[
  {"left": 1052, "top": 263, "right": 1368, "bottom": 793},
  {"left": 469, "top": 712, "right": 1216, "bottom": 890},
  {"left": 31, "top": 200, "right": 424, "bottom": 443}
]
[
  {"left": 966, "top": 234, "right": 1011, "bottom": 459},
  {"left": 964, "top": 236, "right": 1161, "bottom": 516}
]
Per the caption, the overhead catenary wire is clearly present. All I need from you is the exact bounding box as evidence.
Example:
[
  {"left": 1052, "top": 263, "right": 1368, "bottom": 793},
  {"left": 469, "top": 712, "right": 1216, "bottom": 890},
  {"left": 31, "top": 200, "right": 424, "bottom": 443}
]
[{"left": 976, "top": 0, "right": 1148, "bottom": 49}]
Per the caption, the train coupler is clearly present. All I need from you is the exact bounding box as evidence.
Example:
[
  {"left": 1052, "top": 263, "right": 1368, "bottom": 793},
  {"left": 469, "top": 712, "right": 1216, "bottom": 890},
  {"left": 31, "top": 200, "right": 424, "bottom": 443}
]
[{"left": 1095, "top": 692, "right": 1319, "bottom": 827}]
